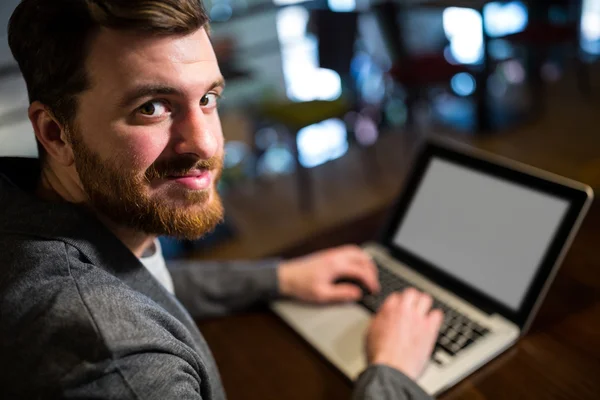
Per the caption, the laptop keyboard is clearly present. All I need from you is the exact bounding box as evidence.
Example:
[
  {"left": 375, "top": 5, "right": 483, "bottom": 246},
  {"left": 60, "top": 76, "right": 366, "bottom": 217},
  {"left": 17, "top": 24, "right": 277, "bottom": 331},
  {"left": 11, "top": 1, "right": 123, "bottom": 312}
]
[{"left": 360, "top": 261, "right": 490, "bottom": 364}]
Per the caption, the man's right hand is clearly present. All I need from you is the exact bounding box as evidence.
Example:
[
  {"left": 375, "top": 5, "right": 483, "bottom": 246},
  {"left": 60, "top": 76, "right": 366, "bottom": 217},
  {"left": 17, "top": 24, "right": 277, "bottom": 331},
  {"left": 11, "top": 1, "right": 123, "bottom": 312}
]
[{"left": 366, "top": 288, "right": 444, "bottom": 381}]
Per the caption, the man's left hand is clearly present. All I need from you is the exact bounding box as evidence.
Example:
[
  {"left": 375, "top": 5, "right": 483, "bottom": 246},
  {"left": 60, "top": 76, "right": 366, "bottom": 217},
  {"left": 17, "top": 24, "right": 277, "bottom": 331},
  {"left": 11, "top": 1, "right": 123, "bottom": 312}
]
[{"left": 277, "top": 245, "right": 380, "bottom": 303}]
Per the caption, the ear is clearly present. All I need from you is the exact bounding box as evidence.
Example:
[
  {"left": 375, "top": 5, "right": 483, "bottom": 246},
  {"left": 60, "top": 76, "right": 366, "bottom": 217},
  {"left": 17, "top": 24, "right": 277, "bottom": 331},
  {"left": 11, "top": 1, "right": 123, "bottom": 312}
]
[{"left": 28, "top": 101, "right": 75, "bottom": 167}]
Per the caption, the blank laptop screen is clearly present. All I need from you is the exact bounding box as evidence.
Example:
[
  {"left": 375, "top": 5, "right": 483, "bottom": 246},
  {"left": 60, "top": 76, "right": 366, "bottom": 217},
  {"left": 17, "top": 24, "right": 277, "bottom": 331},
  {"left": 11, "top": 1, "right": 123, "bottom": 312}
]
[{"left": 392, "top": 158, "right": 570, "bottom": 311}]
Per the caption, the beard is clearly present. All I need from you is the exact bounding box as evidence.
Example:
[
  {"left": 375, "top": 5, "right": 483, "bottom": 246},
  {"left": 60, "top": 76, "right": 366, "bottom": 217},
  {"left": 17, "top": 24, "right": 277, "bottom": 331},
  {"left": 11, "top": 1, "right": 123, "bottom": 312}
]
[{"left": 69, "top": 131, "right": 224, "bottom": 240}]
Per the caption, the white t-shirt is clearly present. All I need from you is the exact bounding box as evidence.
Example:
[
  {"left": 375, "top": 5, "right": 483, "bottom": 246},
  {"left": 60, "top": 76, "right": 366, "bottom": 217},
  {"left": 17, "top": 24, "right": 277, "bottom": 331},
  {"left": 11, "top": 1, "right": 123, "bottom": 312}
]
[{"left": 139, "top": 239, "right": 175, "bottom": 294}]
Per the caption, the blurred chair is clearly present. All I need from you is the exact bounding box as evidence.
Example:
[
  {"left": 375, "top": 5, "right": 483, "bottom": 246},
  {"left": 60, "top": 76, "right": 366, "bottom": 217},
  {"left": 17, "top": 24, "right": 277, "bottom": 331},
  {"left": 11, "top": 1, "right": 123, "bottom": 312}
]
[
  {"left": 372, "top": 1, "right": 475, "bottom": 129},
  {"left": 258, "top": 97, "right": 351, "bottom": 213},
  {"left": 255, "top": 9, "right": 358, "bottom": 213},
  {"left": 498, "top": 0, "right": 592, "bottom": 113},
  {"left": 388, "top": 54, "right": 473, "bottom": 127}
]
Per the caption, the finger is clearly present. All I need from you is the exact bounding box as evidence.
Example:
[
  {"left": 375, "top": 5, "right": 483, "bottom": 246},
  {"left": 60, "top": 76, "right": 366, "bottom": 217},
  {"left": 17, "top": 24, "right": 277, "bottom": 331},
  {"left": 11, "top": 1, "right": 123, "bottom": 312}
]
[
  {"left": 428, "top": 309, "right": 444, "bottom": 331},
  {"left": 336, "top": 245, "right": 374, "bottom": 265},
  {"left": 425, "top": 309, "right": 444, "bottom": 347},
  {"left": 415, "top": 293, "right": 433, "bottom": 315},
  {"left": 400, "top": 287, "right": 420, "bottom": 310},
  {"left": 420, "top": 309, "right": 444, "bottom": 356},
  {"left": 338, "top": 244, "right": 371, "bottom": 259},
  {"left": 331, "top": 246, "right": 380, "bottom": 294},
  {"left": 380, "top": 292, "right": 402, "bottom": 313},
  {"left": 366, "top": 260, "right": 380, "bottom": 294},
  {"left": 333, "top": 263, "right": 380, "bottom": 295},
  {"left": 325, "top": 284, "right": 363, "bottom": 302}
]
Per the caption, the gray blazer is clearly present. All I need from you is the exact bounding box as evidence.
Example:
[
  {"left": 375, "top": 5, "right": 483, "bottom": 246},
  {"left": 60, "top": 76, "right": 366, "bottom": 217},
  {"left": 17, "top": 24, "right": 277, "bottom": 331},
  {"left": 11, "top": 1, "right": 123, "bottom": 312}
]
[{"left": 0, "top": 158, "right": 431, "bottom": 399}]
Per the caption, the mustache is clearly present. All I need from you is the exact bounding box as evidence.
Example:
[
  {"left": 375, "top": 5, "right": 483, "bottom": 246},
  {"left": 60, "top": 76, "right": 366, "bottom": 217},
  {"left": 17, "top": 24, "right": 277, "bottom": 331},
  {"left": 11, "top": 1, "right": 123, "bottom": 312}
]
[{"left": 145, "top": 155, "right": 222, "bottom": 181}]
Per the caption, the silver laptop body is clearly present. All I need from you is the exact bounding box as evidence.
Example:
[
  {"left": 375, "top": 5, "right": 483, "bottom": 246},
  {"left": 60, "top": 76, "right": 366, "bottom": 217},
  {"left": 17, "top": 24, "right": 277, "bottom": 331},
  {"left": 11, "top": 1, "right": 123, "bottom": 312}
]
[{"left": 271, "top": 137, "right": 593, "bottom": 396}]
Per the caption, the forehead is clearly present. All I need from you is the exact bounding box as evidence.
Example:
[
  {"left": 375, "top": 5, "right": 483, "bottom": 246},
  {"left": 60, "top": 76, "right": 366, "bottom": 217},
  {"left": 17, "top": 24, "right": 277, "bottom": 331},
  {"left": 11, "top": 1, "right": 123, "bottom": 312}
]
[{"left": 84, "top": 27, "right": 219, "bottom": 93}]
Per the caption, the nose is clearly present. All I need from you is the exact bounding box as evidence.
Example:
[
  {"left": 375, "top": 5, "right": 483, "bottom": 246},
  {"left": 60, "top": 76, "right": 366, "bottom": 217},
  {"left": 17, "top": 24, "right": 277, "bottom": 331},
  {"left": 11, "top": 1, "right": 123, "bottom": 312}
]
[{"left": 173, "top": 108, "right": 219, "bottom": 160}]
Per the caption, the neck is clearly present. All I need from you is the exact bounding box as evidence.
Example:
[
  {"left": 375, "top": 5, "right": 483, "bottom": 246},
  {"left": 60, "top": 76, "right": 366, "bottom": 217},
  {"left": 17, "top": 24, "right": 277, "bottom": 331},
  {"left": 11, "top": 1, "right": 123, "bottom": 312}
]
[
  {"left": 96, "top": 215, "right": 156, "bottom": 258},
  {"left": 36, "top": 163, "right": 155, "bottom": 257},
  {"left": 36, "top": 162, "right": 83, "bottom": 203}
]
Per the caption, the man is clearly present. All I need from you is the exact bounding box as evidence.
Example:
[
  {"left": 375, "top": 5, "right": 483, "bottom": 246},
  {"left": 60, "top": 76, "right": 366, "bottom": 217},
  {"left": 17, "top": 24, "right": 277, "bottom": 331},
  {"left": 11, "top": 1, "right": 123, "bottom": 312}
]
[{"left": 0, "top": 0, "right": 443, "bottom": 398}]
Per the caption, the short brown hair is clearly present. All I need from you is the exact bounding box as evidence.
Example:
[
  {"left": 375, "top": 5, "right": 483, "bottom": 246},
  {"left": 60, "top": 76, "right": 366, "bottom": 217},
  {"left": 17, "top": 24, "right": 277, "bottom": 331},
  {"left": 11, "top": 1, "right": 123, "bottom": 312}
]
[{"left": 8, "top": 0, "right": 209, "bottom": 160}]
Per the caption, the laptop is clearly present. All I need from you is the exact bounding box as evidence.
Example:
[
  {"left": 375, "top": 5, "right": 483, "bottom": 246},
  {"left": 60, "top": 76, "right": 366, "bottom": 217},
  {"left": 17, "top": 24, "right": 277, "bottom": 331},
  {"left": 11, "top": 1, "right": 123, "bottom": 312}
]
[{"left": 271, "top": 137, "right": 594, "bottom": 396}]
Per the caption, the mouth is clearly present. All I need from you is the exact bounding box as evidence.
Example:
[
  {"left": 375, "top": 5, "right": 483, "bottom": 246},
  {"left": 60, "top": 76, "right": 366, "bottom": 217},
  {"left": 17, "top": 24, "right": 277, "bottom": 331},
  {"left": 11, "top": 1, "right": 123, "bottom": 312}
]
[{"left": 165, "top": 169, "right": 212, "bottom": 190}]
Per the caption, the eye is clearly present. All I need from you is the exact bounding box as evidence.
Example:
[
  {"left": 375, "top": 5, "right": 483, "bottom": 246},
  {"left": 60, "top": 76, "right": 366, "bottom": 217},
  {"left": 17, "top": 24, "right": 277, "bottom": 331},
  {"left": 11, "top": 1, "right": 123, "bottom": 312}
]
[
  {"left": 200, "top": 93, "right": 220, "bottom": 108},
  {"left": 138, "top": 100, "right": 169, "bottom": 117}
]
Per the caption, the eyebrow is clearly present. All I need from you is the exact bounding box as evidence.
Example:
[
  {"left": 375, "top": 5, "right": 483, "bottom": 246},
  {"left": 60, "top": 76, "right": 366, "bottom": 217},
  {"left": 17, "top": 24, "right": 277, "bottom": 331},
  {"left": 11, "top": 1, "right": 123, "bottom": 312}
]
[{"left": 118, "top": 77, "right": 226, "bottom": 109}]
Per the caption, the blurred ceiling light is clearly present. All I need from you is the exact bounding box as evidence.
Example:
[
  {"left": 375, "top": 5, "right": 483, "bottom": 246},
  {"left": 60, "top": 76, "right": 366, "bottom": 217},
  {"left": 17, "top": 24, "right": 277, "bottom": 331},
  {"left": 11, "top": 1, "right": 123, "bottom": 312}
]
[
  {"left": 582, "top": 13, "right": 600, "bottom": 42},
  {"left": 582, "top": 0, "right": 600, "bottom": 38},
  {"left": 360, "top": 70, "right": 385, "bottom": 104},
  {"left": 354, "top": 114, "right": 379, "bottom": 146},
  {"left": 443, "top": 7, "right": 482, "bottom": 39},
  {"left": 443, "top": 46, "right": 460, "bottom": 65},
  {"left": 276, "top": 6, "right": 308, "bottom": 43},
  {"left": 582, "top": 40, "right": 600, "bottom": 55},
  {"left": 502, "top": 60, "right": 525, "bottom": 84},
  {"left": 483, "top": 1, "right": 528, "bottom": 38},
  {"left": 328, "top": 0, "right": 356, "bottom": 12},
  {"left": 254, "top": 127, "right": 281, "bottom": 150},
  {"left": 273, "top": 0, "right": 311, "bottom": 5},
  {"left": 580, "top": 0, "right": 600, "bottom": 55},
  {"left": 224, "top": 141, "right": 250, "bottom": 169},
  {"left": 450, "top": 72, "right": 477, "bottom": 96},
  {"left": 353, "top": 51, "right": 386, "bottom": 103},
  {"left": 314, "top": 69, "right": 343, "bottom": 100},
  {"left": 443, "top": 7, "right": 483, "bottom": 64},
  {"left": 297, "top": 119, "right": 348, "bottom": 168},
  {"left": 449, "top": 39, "right": 483, "bottom": 65},
  {"left": 210, "top": 4, "right": 233, "bottom": 22},
  {"left": 276, "top": 7, "right": 342, "bottom": 101},
  {"left": 257, "top": 145, "right": 295, "bottom": 176},
  {"left": 488, "top": 39, "right": 514, "bottom": 61},
  {"left": 285, "top": 68, "right": 342, "bottom": 101}
]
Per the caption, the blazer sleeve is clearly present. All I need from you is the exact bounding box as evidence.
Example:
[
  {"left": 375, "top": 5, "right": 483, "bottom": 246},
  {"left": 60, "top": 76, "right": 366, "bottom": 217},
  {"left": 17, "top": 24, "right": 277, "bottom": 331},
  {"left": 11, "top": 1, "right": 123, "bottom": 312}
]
[
  {"left": 353, "top": 365, "right": 433, "bottom": 400},
  {"left": 168, "top": 258, "right": 281, "bottom": 319},
  {"left": 63, "top": 352, "right": 206, "bottom": 400}
]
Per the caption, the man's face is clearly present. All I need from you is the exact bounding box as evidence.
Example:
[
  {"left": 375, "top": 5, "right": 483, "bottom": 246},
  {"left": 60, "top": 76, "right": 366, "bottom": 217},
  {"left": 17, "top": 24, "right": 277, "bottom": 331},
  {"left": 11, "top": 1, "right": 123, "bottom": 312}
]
[{"left": 69, "top": 27, "right": 225, "bottom": 239}]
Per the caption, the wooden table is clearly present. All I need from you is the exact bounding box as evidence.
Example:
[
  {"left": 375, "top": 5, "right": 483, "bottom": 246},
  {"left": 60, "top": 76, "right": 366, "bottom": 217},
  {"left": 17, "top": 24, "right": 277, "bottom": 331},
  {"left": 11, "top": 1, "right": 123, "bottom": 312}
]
[{"left": 197, "top": 199, "right": 600, "bottom": 399}]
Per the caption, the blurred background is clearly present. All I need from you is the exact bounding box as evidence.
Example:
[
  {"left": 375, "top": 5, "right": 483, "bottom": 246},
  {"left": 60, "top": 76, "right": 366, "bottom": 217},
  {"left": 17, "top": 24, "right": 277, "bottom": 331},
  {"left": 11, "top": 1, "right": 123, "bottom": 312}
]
[{"left": 1, "top": 0, "right": 599, "bottom": 259}]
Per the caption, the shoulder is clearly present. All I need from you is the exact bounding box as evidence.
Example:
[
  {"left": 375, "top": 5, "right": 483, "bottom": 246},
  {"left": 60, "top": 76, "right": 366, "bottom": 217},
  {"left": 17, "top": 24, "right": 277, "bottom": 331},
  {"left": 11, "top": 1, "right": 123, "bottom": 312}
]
[
  {"left": 0, "top": 231, "right": 69, "bottom": 269},
  {"left": 0, "top": 233, "right": 203, "bottom": 397},
  {"left": 0, "top": 233, "right": 105, "bottom": 394},
  {"left": 0, "top": 233, "right": 73, "bottom": 311}
]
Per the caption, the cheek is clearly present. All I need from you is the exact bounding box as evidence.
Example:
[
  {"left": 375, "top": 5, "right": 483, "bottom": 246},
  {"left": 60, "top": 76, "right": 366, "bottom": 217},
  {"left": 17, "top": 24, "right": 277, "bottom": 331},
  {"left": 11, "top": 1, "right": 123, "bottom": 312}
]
[
  {"left": 113, "top": 131, "right": 169, "bottom": 172},
  {"left": 210, "top": 112, "right": 225, "bottom": 154}
]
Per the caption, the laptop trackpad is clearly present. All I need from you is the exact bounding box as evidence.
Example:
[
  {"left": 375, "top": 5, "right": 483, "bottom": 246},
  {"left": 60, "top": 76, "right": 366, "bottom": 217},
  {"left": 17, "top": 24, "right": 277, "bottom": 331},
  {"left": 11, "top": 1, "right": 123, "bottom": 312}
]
[{"left": 271, "top": 301, "right": 371, "bottom": 379}]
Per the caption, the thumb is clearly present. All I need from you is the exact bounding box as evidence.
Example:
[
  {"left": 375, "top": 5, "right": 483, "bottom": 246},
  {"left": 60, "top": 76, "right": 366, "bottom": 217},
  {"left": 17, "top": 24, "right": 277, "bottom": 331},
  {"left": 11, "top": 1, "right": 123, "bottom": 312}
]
[{"left": 326, "top": 284, "right": 363, "bottom": 302}]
